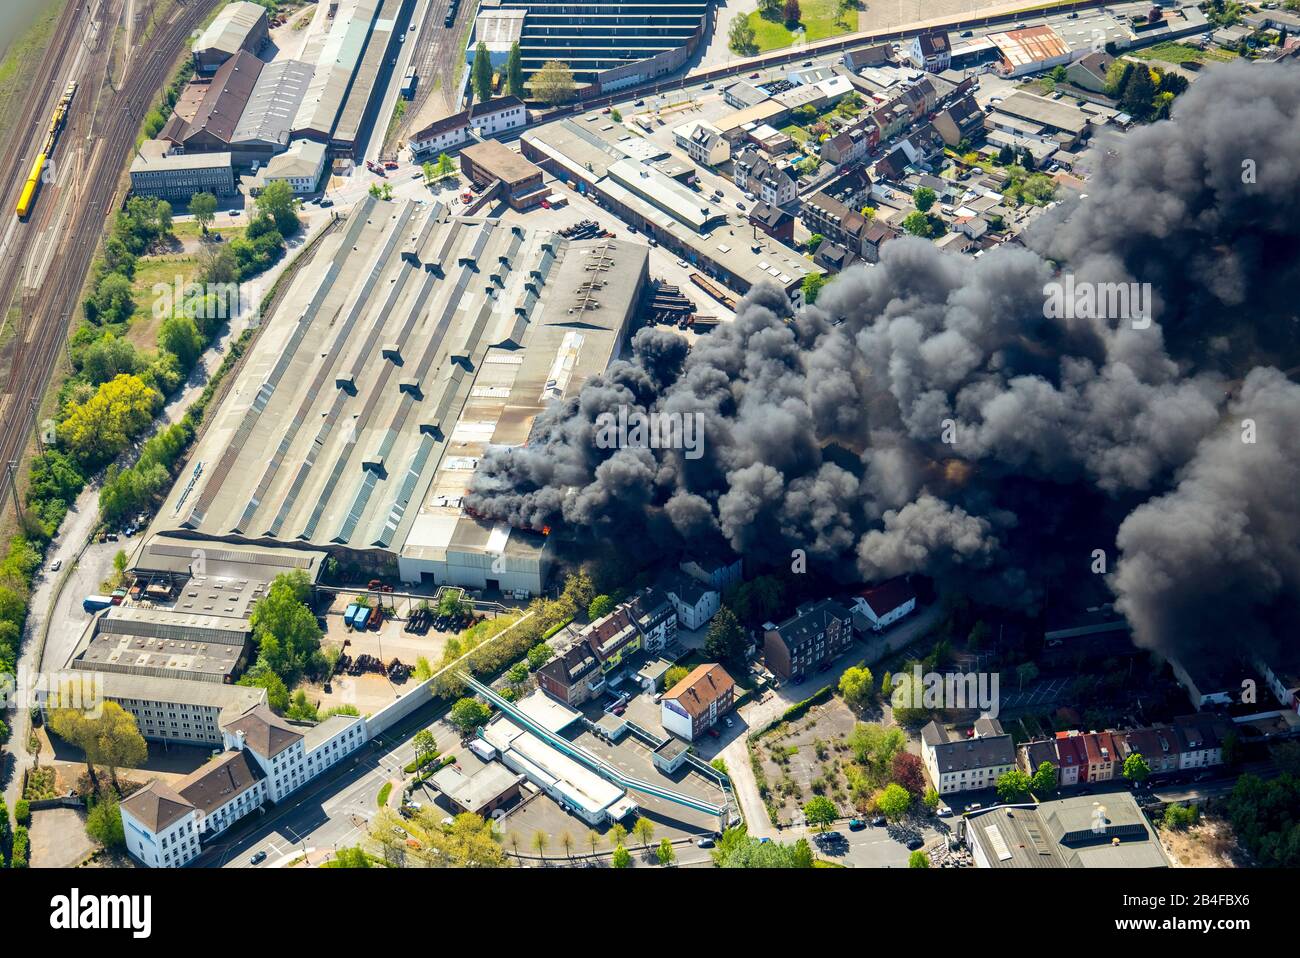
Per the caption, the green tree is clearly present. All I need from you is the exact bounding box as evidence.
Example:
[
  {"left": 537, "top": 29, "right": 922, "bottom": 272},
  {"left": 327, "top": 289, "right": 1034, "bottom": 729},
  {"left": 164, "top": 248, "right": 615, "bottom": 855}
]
[
  {"left": 913, "top": 186, "right": 936, "bottom": 212},
  {"left": 728, "top": 14, "right": 757, "bottom": 55},
  {"left": 1031, "top": 760, "right": 1058, "bottom": 797},
  {"left": 803, "top": 795, "right": 838, "bottom": 832},
  {"left": 922, "top": 787, "right": 940, "bottom": 813},
  {"left": 612, "top": 843, "right": 632, "bottom": 868},
  {"left": 249, "top": 570, "right": 322, "bottom": 683},
  {"left": 633, "top": 816, "right": 656, "bottom": 851},
  {"left": 255, "top": 179, "right": 301, "bottom": 237},
  {"left": 657, "top": 837, "right": 675, "bottom": 865},
  {"left": 49, "top": 702, "right": 146, "bottom": 788},
  {"left": 908, "top": 849, "right": 930, "bottom": 868},
  {"left": 838, "top": 666, "right": 874, "bottom": 709},
  {"left": 876, "top": 782, "right": 912, "bottom": 821},
  {"left": 507, "top": 41, "right": 525, "bottom": 98},
  {"left": 704, "top": 605, "right": 746, "bottom": 662},
  {"left": 450, "top": 697, "right": 492, "bottom": 734},
  {"left": 436, "top": 152, "right": 456, "bottom": 180},
  {"left": 532, "top": 60, "right": 576, "bottom": 106},
  {"left": 996, "top": 768, "right": 1033, "bottom": 803},
  {"left": 664, "top": 665, "right": 689, "bottom": 688},
  {"left": 902, "top": 210, "right": 937, "bottom": 238},
  {"left": 472, "top": 42, "right": 493, "bottom": 105},
  {"left": 86, "top": 795, "right": 125, "bottom": 848},
  {"left": 86, "top": 272, "right": 136, "bottom": 325},
  {"left": 802, "top": 272, "right": 826, "bottom": 305},
  {"left": 190, "top": 192, "right": 218, "bottom": 235},
  {"left": 1122, "top": 752, "right": 1151, "bottom": 783},
  {"left": 237, "top": 663, "right": 290, "bottom": 713},
  {"left": 413, "top": 729, "right": 437, "bottom": 769},
  {"left": 1162, "top": 802, "right": 1199, "bottom": 831},
  {"left": 587, "top": 594, "right": 615, "bottom": 620},
  {"left": 159, "top": 313, "right": 204, "bottom": 371}
]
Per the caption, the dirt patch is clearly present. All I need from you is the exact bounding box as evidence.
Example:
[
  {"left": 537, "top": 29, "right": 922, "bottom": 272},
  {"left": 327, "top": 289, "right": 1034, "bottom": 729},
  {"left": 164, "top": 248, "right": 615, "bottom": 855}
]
[
  {"left": 1160, "top": 816, "right": 1250, "bottom": 868},
  {"left": 749, "top": 697, "right": 871, "bottom": 825}
]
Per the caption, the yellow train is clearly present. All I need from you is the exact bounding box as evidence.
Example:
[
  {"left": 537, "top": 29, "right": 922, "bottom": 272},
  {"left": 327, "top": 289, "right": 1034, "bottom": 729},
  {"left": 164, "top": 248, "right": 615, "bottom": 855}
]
[{"left": 16, "top": 80, "right": 76, "bottom": 219}]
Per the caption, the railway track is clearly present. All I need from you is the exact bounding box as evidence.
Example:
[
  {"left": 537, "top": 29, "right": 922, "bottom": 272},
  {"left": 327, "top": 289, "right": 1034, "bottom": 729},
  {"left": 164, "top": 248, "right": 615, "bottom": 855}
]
[{"left": 0, "top": 0, "right": 221, "bottom": 510}]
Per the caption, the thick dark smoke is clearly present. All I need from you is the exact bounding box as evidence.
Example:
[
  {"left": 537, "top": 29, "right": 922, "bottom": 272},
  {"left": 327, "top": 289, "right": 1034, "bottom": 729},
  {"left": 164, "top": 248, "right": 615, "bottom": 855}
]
[{"left": 469, "top": 62, "right": 1300, "bottom": 656}]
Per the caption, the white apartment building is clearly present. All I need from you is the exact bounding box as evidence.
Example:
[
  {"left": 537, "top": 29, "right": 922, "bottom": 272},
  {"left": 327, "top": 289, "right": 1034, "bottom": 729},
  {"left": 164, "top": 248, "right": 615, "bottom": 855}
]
[
  {"left": 471, "top": 95, "right": 527, "bottom": 137},
  {"left": 121, "top": 702, "right": 369, "bottom": 866},
  {"left": 121, "top": 783, "right": 202, "bottom": 868},
  {"left": 921, "top": 718, "right": 1016, "bottom": 795}
]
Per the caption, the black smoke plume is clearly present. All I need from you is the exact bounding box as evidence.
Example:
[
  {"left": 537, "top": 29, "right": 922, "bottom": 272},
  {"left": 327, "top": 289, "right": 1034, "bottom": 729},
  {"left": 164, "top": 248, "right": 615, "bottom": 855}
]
[{"left": 469, "top": 62, "right": 1300, "bottom": 656}]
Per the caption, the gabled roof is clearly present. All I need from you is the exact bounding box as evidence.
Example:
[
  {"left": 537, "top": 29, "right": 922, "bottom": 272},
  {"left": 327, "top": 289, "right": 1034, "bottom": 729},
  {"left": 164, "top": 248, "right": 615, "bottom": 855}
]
[
  {"left": 916, "top": 30, "right": 950, "bottom": 57},
  {"left": 664, "top": 663, "right": 735, "bottom": 718},
  {"left": 121, "top": 781, "right": 195, "bottom": 833},
  {"left": 184, "top": 50, "right": 264, "bottom": 145},
  {"left": 223, "top": 703, "right": 303, "bottom": 758},
  {"left": 177, "top": 749, "right": 265, "bottom": 815},
  {"left": 767, "top": 599, "right": 850, "bottom": 648},
  {"left": 413, "top": 108, "right": 471, "bottom": 141},
  {"left": 471, "top": 95, "right": 524, "bottom": 120},
  {"left": 857, "top": 577, "right": 914, "bottom": 617}
]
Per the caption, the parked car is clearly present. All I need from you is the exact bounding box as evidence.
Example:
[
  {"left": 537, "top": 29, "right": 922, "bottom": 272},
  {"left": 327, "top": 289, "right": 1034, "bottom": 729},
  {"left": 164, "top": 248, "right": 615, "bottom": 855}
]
[
  {"left": 50, "top": 559, "right": 62, "bottom": 572},
  {"left": 905, "top": 837, "right": 924, "bottom": 851},
  {"left": 937, "top": 805, "right": 953, "bottom": 818},
  {"left": 702, "top": 82, "right": 714, "bottom": 90},
  {"left": 249, "top": 851, "right": 267, "bottom": 865},
  {"left": 849, "top": 818, "right": 866, "bottom": 830},
  {"left": 870, "top": 816, "right": 886, "bottom": 827},
  {"left": 696, "top": 837, "right": 715, "bottom": 848}
]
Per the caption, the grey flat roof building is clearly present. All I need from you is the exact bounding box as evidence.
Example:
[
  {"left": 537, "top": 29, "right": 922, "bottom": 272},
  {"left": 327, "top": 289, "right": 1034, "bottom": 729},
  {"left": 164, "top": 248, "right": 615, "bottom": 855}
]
[
  {"left": 148, "top": 196, "right": 647, "bottom": 595},
  {"left": 966, "top": 793, "right": 1169, "bottom": 868}
]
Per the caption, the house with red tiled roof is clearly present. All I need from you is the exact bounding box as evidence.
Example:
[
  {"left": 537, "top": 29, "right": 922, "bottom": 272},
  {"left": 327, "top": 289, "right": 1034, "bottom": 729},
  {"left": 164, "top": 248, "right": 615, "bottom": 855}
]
[
  {"left": 1053, "top": 731, "right": 1087, "bottom": 786},
  {"left": 661, "top": 664, "right": 735, "bottom": 741},
  {"left": 1081, "top": 731, "right": 1119, "bottom": 782},
  {"left": 851, "top": 577, "right": 916, "bottom": 632}
]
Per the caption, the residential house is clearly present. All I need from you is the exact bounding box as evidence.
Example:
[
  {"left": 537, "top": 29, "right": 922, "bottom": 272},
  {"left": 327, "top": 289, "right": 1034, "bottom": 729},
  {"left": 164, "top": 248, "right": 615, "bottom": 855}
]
[
  {"left": 822, "top": 121, "right": 878, "bottom": 167},
  {"left": 909, "top": 30, "right": 952, "bottom": 72},
  {"left": 537, "top": 590, "right": 678, "bottom": 705},
  {"left": 1172, "top": 713, "right": 1232, "bottom": 770},
  {"left": 674, "top": 120, "right": 730, "bottom": 166},
  {"left": 748, "top": 202, "right": 795, "bottom": 244},
  {"left": 661, "top": 663, "right": 735, "bottom": 741},
  {"left": 843, "top": 43, "right": 892, "bottom": 72},
  {"left": 1118, "top": 725, "right": 1181, "bottom": 777},
  {"left": 813, "top": 240, "right": 859, "bottom": 274},
  {"left": 1019, "top": 738, "right": 1062, "bottom": 785},
  {"left": 733, "top": 150, "right": 797, "bottom": 206},
  {"left": 410, "top": 111, "right": 472, "bottom": 156},
  {"left": 470, "top": 95, "right": 527, "bottom": 138},
  {"left": 1066, "top": 51, "right": 1116, "bottom": 93},
  {"left": 1081, "top": 731, "right": 1119, "bottom": 783},
  {"left": 660, "top": 573, "right": 720, "bottom": 630},
  {"left": 921, "top": 717, "right": 1015, "bottom": 795},
  {"left": 762, "top": 599, "right": 853, "bottom": 682},
  {"left": 803, "top": 190, "right": 898, "bottom": 264},
  {"left": 932, "top": 94, "right": 986, "bottom": 147},
  {"left": 850, "top": 578, "right": 916, "bottom": 632},
  {"left": 1054, "top": 731, "right": 1086, "bottom": 786},
  {"left": 679, "top": 551, "right": 743, "bottom": 593}
]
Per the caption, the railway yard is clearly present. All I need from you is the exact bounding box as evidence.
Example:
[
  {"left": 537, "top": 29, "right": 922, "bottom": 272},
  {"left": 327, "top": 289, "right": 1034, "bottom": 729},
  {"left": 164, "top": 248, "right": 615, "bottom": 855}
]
[{"left": 0, "top": 0, "right": 221, "bottom": 512}]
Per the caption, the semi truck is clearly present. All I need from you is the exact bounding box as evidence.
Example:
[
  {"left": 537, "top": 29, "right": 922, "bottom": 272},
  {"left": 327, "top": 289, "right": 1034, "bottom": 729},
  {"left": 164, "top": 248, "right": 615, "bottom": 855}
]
[{"left": 83, "top": 595, "right": 114, "bottom": 613}]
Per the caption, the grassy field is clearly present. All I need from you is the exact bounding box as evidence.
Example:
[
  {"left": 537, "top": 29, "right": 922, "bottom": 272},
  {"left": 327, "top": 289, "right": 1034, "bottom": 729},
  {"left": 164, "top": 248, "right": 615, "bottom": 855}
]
[
  {"left": 0, "top": 0, "right": 70, "bottom": 153},
  {"left": 1130, "top": 41, "right": 1239, "bottom": 65},
  {"left": 746, "top": 0, "right": 856, "bottom": 52}
]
